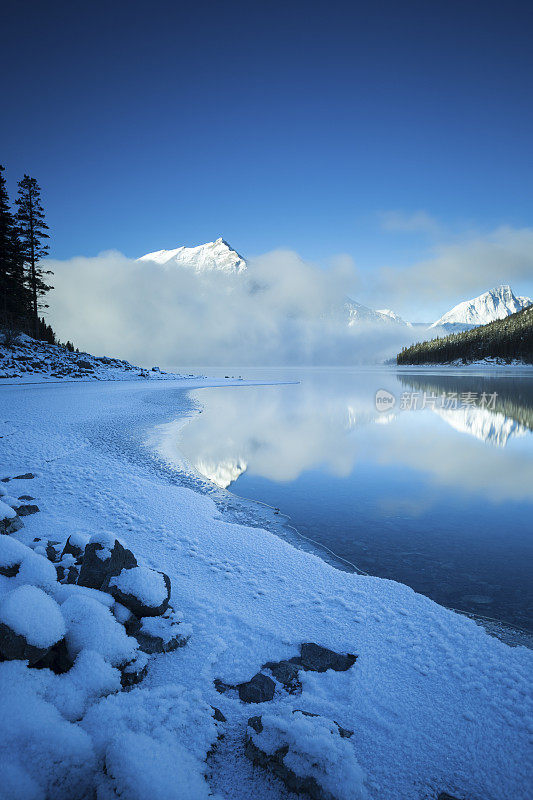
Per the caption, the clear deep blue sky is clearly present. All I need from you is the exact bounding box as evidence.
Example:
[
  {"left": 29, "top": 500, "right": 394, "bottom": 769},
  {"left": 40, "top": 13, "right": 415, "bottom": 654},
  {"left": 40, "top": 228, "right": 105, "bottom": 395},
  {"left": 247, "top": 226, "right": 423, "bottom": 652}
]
[{"left": 2, "top": 0, "right": 533, "bottom": 273}]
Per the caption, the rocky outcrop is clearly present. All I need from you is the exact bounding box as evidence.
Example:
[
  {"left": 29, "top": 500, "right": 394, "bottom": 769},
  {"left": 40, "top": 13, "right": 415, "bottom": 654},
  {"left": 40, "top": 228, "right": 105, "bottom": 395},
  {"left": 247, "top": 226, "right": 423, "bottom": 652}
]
[{"left": 0, "top": 500, "right": 190, "bottom": 700}]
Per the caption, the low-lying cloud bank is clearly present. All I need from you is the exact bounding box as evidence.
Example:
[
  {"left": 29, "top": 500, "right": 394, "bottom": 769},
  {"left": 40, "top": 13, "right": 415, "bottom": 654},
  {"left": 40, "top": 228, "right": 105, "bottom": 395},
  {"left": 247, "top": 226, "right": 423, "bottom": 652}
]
[{"left": 47, "top": 250, "right": 416, "bottom": 368}]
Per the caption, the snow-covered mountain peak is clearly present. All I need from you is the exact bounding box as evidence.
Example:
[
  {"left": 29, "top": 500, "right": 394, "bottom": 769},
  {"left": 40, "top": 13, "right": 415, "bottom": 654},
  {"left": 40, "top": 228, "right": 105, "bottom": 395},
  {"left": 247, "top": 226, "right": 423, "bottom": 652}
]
[
  {"left": 139, "top": 238, "right": 247, "bottom": 274},
  {"left": 376, "top": 308, "right": 412, "bottom": 327},
  {"left": 345, "top": 300, "right": 410, "bottom": 327},
  {"left": 431, "top": 285, "right": 531, "bottom": 329}
]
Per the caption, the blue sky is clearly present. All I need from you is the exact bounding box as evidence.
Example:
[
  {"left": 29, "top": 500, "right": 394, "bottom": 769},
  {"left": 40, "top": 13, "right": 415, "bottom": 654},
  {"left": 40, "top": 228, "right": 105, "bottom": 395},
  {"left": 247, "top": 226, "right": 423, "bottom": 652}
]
[{"left": 2, "top": 0, "right": 533, "bottom": 318}]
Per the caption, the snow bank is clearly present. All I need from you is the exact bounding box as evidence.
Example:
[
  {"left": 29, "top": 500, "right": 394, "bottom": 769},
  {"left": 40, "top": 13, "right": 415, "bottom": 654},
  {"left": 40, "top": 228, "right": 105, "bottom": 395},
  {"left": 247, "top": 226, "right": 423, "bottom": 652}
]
[
  {"left": 82, "top": 684, "right": 217, "bottom": 800},
  {"left": 0, "top": 661, "right": 96, "bottom": 799},
  {"left": 61, "top": 593, "right": 138, "bottom": 666},
  {"left": 45, "top": 649, "right": 121, "bottom": 722}
]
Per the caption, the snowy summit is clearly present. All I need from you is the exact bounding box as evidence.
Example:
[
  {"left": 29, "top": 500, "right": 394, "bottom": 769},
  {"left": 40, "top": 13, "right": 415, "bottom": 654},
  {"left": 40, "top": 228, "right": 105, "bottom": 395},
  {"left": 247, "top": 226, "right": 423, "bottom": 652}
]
[
  {"left": 431, "top": 284, "right": 531, "bottom": 330},
  {"left": 139, "top": 237, "right": 247, "bottom": 274}
]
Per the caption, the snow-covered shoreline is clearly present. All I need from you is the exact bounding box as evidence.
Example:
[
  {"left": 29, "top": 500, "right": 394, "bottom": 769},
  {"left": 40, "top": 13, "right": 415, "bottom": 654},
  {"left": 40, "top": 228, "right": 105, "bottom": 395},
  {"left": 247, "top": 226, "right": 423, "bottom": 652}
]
[{"left": 0, "top": 376, "right": 532, "bottom": 800}]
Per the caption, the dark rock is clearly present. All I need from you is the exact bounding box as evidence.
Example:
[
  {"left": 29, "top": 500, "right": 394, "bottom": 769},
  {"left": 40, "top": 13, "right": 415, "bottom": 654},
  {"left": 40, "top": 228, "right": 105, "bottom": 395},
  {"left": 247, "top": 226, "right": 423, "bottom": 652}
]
[
  {"left": 212, "top": 707, "right": 227, "bottom": 723},
  {"left": 335, "top": 723, "right": 354, "bottom": 739},
  {"left": 0, "top": 478, "right": 10, "bottom": 483},
  {"left": 77, "top": 539, "right": 137, "bottom": 590},
  {"left": 437, "top": 795, "right": 464, "bottom": 800},
  {"left": 13, "top": 473, "right": 35, "bottom": 480},
  {"left": 247, "top": 715, "right": 263, "bottom": 733},
  {"left": 110, "top": 570, "right": 171, "bottom": 618},
  {"left": 126, "top": 616, "right": 189, "bottom": 654},
  {"left": 0, "top": 563, "right": 20, "bottom": 578},
  {"left": 18, "top": 495, "right": 35, "bottom": 501},
  {"left": 0, "top": 515, "right": 23, "bottom": 535},
  {"left": 46, "top": 542, "right": 61, "bottom": 562},
  {"left": 77, "top": 360, "right": 94, "bottom": 370},
  {"left": 33, "top": 639, "right": 74, "bottom": 674},
  {"left": 238, "top": 673, "right": 276, "bottom": 704},
  {"left": 0, "top": 621, "right": 50, "bottom": 666},
  {"left": 56, "top": 563, "right": 79, "bottom": 583},
  {"left": 290, "top": 643, "right": 357, "bottom": 673},
  {"left": 16, "top": 504, "right": 39, "bottom": 517},
  {"left": 65, "top": 565, "right": 80, "bottom": 583},
  {"left": 214, "top": 678, "right": 232, "bottom": 695},
  {"left": 264, "top": 659, "right": 302, "bottom": 693},
  {"left": 61, "top": 535, "right": 88, "bottom": 563},
  {"left": 121, "top": 654, "right": 149, "bottom": 688}
]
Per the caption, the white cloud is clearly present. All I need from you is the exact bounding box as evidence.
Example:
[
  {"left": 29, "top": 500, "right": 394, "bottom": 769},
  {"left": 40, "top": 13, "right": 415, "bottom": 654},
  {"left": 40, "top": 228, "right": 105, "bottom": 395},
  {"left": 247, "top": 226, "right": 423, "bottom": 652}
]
[
  {"left": 379, "top": 210, "right": 443, "bottom": 237},
  {"left": 372, "top": 224, "right": 533, "bottom": 315}
]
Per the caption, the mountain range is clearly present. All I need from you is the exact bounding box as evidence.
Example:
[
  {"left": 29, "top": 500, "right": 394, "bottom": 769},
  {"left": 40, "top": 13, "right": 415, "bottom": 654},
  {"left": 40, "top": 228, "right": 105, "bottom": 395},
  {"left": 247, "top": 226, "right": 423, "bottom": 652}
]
[{"left": 139, "top": 239, "right": 532, "bottom": 333}]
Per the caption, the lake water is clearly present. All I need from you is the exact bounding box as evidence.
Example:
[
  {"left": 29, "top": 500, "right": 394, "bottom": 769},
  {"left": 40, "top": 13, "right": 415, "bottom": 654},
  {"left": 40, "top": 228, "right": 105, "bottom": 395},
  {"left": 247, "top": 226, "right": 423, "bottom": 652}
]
[{"left": 174, "top": 367, "right": 533, "bottom": 632}]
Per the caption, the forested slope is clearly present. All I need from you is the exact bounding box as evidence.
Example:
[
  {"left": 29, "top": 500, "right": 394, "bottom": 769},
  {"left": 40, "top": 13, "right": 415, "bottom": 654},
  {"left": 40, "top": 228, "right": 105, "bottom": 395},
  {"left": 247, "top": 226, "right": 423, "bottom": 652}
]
[{"left": 397, "top": 306, "right": 533, "bottom": 365}]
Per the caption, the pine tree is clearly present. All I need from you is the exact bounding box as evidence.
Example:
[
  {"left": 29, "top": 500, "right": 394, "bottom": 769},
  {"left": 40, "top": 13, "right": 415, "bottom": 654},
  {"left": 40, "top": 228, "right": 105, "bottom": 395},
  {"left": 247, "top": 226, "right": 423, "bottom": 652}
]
[
  {"left": 0, "top": 165, "right": 31, "bottom": 324},
  {"left": 15, "top": 175, "right": 53, "bottom": 329}
]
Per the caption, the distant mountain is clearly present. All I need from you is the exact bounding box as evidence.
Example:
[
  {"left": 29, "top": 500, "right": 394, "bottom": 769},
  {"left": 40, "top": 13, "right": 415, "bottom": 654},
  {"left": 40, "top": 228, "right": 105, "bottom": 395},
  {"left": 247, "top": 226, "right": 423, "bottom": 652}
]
[
  {"left": 139, "top": 237, "right": 247, "bottom": 274},
  {"left": 345, "top": 300, "right": 410, "bottom": 327},
  {"left": 431, "top": 285, "right": 531, "bottom": 332}
]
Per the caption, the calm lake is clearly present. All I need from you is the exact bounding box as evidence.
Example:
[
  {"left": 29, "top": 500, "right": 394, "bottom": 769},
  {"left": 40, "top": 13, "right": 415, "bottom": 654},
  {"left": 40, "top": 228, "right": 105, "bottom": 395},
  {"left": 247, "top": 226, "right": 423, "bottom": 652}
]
[{"left": 174, "top": 368, "right": 533, "bottom": 632}]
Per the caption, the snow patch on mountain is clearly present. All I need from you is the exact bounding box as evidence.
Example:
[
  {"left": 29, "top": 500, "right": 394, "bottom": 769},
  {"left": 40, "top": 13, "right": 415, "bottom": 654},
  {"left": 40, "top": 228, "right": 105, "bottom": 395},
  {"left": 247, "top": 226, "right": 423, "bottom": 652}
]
[
  {"left": 139, "top": 238, "right": 247, "bottom": 274},
  {"left": 431, "top": 285, "right": 531, "bottom": 330}
]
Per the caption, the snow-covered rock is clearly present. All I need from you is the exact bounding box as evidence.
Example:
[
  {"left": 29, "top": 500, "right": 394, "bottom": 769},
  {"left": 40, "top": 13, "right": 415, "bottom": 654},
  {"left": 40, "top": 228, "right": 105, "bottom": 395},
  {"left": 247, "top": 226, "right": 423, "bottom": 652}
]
[
  {"left": 246, "top": 709, "right": 368, "bottom": 800},
  {"left": 0, "top": 585, "right": 65, "bottom": 664},
  {"left": 109, "top": 566, "right": 170, "bottom": 617},
  {"left": 127, "top": 612, "right": 191, "bottom": 654},
  {"left": 139, "top": 237, "right": 247, "bottom": 274},
  {"left": 1, "top": 546, "right": 58, "bottom": 593},
  {"left": 0, "top": 534, "right": 28, "bottom": 577},
  {"left": 431, "top": 285, "right": 532, "bottom": 331}
]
